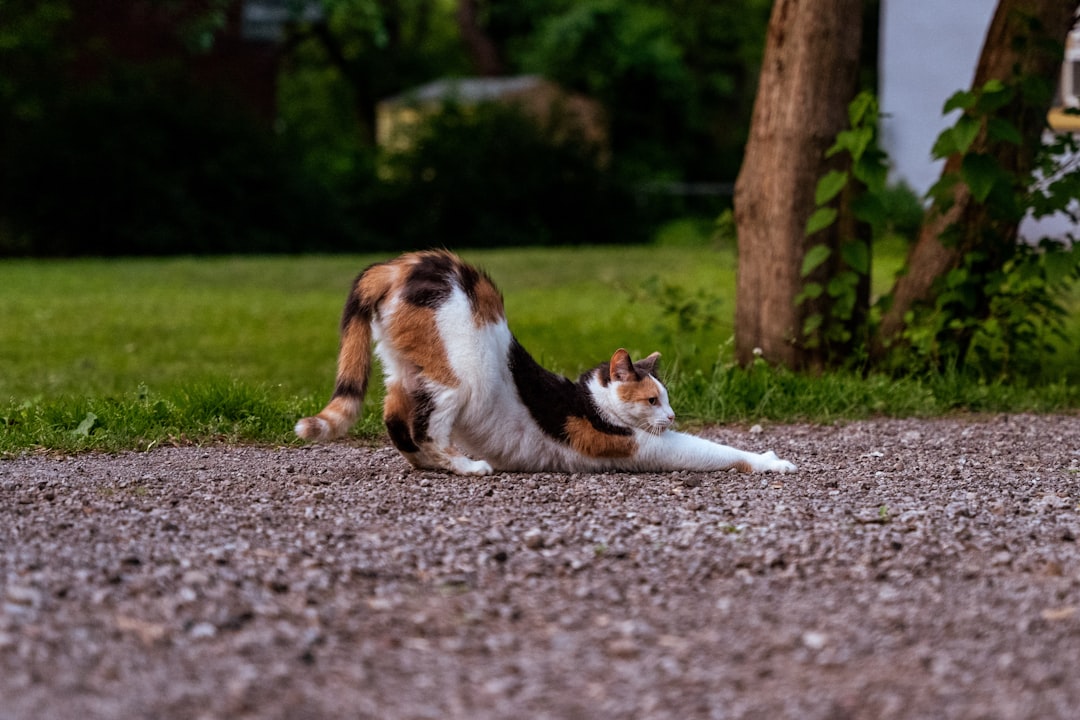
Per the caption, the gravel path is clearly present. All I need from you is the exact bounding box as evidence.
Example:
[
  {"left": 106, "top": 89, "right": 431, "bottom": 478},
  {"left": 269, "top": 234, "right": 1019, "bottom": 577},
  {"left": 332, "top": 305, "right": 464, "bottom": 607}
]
[{"left": 3, "top": 414, "right": 1080, "bottom": 719}]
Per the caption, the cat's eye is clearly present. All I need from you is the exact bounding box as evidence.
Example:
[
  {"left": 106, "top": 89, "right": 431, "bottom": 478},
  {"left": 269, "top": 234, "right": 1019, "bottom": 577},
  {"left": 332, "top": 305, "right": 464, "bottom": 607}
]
[{"left": 648, "top": 397, "right": 658, "bottom": 405}]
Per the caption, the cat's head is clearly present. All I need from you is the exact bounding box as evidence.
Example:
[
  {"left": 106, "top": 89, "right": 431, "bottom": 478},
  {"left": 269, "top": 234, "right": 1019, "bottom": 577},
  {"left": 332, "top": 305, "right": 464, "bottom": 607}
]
[{"left": 600, "top": 348, "right": 676, "bottom": 434}]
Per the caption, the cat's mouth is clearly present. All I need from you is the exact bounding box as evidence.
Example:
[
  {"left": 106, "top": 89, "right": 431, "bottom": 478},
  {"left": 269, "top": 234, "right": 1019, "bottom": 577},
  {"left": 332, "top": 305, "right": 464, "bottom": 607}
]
[{"left": 644, "top": 420, "right": 672, "bottom": 436}]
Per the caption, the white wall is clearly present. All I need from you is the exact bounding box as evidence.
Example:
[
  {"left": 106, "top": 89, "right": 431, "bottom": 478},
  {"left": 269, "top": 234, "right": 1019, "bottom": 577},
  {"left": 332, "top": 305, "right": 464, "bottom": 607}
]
[{"left": 879, "top": 0, "right": 996, "bottom": 194}]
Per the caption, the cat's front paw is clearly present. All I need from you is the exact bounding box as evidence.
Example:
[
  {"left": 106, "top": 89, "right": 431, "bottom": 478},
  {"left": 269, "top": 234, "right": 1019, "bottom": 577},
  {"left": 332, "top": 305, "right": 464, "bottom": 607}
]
[
  {"left": 452, "top": 457, "right": 494, "bottom": 476},
  {"left": 760, "top": 450, "right": 797, "bottom": 473}
]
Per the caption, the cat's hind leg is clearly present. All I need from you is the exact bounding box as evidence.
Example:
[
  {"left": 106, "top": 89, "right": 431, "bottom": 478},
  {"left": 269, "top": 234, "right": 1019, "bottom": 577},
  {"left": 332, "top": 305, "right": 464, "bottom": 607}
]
[{"left": 383, "top": 383, "right": 492, "bottom": 476}]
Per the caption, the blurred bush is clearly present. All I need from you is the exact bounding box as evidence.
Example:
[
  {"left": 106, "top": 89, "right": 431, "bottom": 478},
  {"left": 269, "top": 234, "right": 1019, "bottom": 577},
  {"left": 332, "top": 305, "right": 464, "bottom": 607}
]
[
  {"left": 878, "top": 180, "right": 925, "bottom": 240},
  {"left": 2, "top": 70, "right": 652, "bottom": 256},
  {"left": 367, "top": 100, "right": 647, "bottom": 249},
  {"left": 1, "top": 66, "right": 359, "bottom": 256}
]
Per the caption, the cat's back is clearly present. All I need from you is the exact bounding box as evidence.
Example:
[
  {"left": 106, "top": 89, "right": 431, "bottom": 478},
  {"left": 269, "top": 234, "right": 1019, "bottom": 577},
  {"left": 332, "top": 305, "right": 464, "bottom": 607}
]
[
  {"left": 356, "top": 250, "right": 504, "bottom": 323},
  {"left": 354, "top": 250, "right": 511, "bottom": 389}
]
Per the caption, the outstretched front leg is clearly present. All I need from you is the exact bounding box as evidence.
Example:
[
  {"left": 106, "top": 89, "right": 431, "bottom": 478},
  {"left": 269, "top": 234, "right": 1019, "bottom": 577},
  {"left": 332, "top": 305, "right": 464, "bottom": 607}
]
[{"left": 637, "top": 430, "right": 797, "bottom": 473}]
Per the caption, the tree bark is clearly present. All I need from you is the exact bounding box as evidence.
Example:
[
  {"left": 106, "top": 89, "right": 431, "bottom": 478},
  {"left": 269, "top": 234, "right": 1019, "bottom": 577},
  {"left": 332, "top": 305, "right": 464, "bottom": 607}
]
[
  {"left": 874, "top": 0, "right": 1078, "bottom": 356},
  {"left": 733, "top": 0, "right": 864, "bottom": 369},
  {"left": 456, "top": 0, "right": 504, "bottom": 76}
]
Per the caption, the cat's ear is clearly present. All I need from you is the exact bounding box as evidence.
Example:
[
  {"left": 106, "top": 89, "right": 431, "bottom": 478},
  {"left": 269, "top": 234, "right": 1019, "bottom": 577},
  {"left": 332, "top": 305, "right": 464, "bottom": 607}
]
[
  {"left": 609, "top": 348, "right": 639, "bottom": 383},
  {"left": 635, "top": 351, "right": 661, "bottom": 378}
]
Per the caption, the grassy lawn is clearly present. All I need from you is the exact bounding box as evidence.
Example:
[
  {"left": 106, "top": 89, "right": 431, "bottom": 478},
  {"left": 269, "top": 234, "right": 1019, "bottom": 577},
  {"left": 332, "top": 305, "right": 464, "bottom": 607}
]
[
  {"left": 2, "top": 237, "right": 1078, "bottom": 454},
  {"left": 0, "top": 245, "right": 741, "bottom": 399}
]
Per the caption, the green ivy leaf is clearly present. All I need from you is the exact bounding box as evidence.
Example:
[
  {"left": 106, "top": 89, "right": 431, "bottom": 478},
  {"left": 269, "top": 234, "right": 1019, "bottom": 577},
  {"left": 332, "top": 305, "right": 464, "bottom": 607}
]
[
  {"left": 852, "top": 192, "right": 887, "bottom": 229},
  {"left": 843, "top": 126, "right": 873, "bottom": 160},
  {"left": 840, "top": 240, "right": 870, "bottom": 274},
  {"left": 943, "top": 90, "right": 976, "bottom": 113},
  {"left": 951, "top": 115, "right": 981, "bottom": 155},
  {"left": 800, "top": 244, "right": 832, "bottom": 277},
  {"left": 961, "top": 152, "right": 1001, "bottom": 203},
  {"left": 987, "top": 117, "right": 1022, "bottom": 146},
  {"left": 802, "top": 313, "right": 823, "bottom": 337},
  {"left": 931, "top": 128, "right": 958, "bottom": 159},
  {"left": 795, "top": 282, "right": 824, "bottom": 305},
  {"left": 853, "top": 152, "right": 888, "bottom": 194},
  {"left": 848, "top": 91, "right": 877, "bottom": 127},
  {"left": 814, "top": 170, "right": 849, "bottom": 205},
  {"left": 804, "top": 207, "right": 838, "bottom": 237},
  {"left": 975, "top": 79, "right": 1013, "bottom": 113},
  {"left": 827, "top": 271, "right": 859, "bottom": 298}
]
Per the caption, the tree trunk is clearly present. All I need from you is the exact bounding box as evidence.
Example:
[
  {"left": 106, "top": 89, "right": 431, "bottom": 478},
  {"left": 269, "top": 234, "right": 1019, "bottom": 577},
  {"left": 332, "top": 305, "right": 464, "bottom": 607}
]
[
  {"left": 874, "top": 0, "right": 1078, "bottom": 356},
  {"left": 733, "top": 0, "right": 864, "bottom": 370},
  {"left": 456, "top": 0, "right": 504, "bottom": 76}
]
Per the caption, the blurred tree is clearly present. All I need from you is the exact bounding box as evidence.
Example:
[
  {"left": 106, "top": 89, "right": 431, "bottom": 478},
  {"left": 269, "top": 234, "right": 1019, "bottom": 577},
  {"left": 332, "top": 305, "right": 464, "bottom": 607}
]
[
  {"left": 522, "top": 0, "right": 770, "bottom": 181},
  {"left": 279, "top": 0, "right": 466, "bottom": 145},
  {"left": 455, "top": 0, "right": 504, "bottom": 75},
  {"left": 874, "top": 0, "right": 1079, "bottom": 359},
  {"left": 0, "top": 0, "right": 355, "bottom": 255},
  {"left": 277, "top": 0, "right": 771, "bottom": 184},
  {"left": 734, "top": 0, "right": 1079, "bottom": 374},
  {"left": 733, "top": 0, "right": 865, "bottom": 370}
]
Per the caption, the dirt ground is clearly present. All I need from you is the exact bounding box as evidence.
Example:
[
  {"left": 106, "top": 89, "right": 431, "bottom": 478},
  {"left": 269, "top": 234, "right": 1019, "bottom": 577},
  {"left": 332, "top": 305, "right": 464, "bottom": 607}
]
[{"left": 3, "top": 414, "right": 1080, "bottom": 719}]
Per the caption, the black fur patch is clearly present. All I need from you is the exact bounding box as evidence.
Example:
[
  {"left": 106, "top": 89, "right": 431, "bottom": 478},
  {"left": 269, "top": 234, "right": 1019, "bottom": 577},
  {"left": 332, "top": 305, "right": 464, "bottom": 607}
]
[
  {"left": 403, "top": 253, "right": 455, "bottom": 309},
  {"left": 332, "top": 378, "right": 366, "bottom": 401},
  {"left": 410, "top": 387, "right": 435, "bottom": 444},
  {"left": 456, "top": 262, "right": 495, "bottom": 309},
  {"left": 508, "top": 339, "right": 630, "bottom": 445},
  {"left": 385, "top": 417, "right": 418, "bottom": 453},
  {"left": 341, "top": 267, "right": 379, "bottom": 333}
]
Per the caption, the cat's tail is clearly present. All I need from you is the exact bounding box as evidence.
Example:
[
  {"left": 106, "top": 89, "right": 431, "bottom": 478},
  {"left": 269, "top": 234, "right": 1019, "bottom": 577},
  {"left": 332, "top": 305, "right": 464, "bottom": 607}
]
[{"left": 295, "top": 269, "right": 381, "bottom": 442}]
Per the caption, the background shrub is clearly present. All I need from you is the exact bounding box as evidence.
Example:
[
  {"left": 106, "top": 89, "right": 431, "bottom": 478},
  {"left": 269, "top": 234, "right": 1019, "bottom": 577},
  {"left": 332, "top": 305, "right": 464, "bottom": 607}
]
[
  {"left": 369, "top": 101, "right": 646, "bottom": 249},
  {"left": 1, "top": 67, "right": 360, "bottom": 256}
]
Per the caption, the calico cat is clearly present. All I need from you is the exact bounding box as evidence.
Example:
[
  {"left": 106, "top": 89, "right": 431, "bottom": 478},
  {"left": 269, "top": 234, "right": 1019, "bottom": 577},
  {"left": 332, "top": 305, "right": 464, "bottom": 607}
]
[{"left": 295, "top": 250, "right": 796, "bottom": 475}]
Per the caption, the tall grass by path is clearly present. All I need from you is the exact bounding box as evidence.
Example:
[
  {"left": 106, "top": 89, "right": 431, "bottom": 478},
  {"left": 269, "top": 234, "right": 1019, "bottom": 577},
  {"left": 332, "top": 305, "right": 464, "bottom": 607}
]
[{"left": 2, "top": 241, "right": 1078, "bottom": 455}]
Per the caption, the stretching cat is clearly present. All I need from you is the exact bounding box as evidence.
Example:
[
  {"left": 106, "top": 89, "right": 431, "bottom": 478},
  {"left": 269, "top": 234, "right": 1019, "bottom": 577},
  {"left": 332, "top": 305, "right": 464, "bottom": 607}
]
[{"left": 295, "top": 250, "right": 796, "bottom": 475}]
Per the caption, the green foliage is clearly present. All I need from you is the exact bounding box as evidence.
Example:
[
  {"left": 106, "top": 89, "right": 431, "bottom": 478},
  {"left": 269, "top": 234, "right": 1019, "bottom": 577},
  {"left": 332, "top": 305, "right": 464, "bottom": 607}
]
[
  {"left": 0, "top": 1, "right": 72, "bottom": 117},
  {"left": 798, "top": 91, "right": 887, "bottom": 357},
  {"left": 519, "top": 0, "right": 771, "bottom": 181},
  {"left": 898, "top": 78, "right": 1080, "bottom": 379},
  {"left": 371, "top": 101, "right": 642, "bottom": 248},
  {"left": 1, "top": 66, "right": 357, "bottom": 256},
  {"left": 799, "top": 79, "right": 1080, "bottom": 382},
  {"left": 877, "top": 181, "right": 924, "bottom": 239},
  {"left": 902, "top": 240, "right": 1080, "bottom": 379},
  {"left": 667, "top": 350, "right": 1080, "bottom": 428}
]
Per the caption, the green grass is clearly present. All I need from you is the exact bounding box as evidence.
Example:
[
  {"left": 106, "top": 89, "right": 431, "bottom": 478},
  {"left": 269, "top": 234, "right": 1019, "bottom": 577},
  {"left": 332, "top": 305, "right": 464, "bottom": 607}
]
[{"left": 2, "top": 238, "right": 1078, "bottom": 455}]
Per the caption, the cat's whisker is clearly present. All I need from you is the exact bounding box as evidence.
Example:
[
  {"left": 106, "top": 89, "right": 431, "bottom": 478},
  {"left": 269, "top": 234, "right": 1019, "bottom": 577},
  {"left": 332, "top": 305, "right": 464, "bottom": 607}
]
[{"left": 644, "top": 422, "right": 669, "bottom": 436}]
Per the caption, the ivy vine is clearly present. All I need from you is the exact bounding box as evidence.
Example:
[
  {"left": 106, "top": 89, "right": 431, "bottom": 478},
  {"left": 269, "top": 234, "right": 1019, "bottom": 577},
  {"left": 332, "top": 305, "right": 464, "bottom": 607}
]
[{"left": 797, "top": 91, "right": 888, "bottom": 355}]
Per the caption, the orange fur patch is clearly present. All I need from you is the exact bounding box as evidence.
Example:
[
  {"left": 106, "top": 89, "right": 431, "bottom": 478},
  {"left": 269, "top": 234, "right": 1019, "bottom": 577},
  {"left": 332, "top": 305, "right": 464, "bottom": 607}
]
[
  {"left": 386, "top": 303, "right": 459, "bottom": 388},
  {"left": 471, "top": 275, "right": 505, "bottom": 326},
  {"left": 564, "top": 416, "right": 637, "bottom": 458},
  {"left": 382, "top": 382, "right": 413, "bottom": 422},
  {"left": 733, "top": 460, "right": 752, "bottom": 473},
  {"left": 336, "top": 316, "right": 372, "bottom": 392},
  {"left": 357, "top": 262, "right": 400, "bottom": 309},
  {"left": 616, "top": 376, "right": 661, "bottom": 405}
]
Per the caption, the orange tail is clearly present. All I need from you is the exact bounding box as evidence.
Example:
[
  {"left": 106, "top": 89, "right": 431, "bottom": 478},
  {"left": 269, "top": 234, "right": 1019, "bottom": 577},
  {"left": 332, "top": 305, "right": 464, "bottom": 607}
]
[{"left": 295, "top": 267, "right": 385, "bottom": 441}]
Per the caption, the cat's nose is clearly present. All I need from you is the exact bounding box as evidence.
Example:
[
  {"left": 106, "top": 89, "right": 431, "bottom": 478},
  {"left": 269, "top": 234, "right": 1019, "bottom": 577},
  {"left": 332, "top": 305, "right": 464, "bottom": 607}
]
[{"left": 666, "top": 412, "right": 675, "bottom": 423}]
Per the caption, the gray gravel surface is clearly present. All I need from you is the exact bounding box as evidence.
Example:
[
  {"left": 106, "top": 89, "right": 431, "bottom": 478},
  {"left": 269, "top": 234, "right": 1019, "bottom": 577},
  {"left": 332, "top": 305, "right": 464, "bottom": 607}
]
[{"left": 3, "top": 414, "right": 1080, "bottom": 719}]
